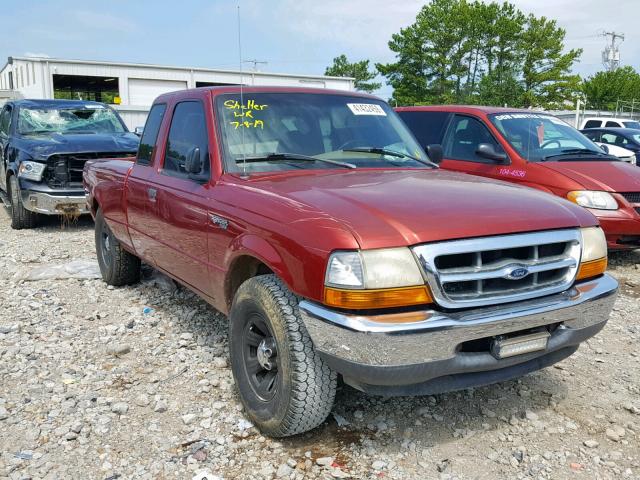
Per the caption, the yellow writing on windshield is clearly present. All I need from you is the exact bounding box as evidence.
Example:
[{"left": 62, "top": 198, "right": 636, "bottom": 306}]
[
  {"left": 231, "top": 120, "right": 265, "bottom": 129},
  {"left": 224, "top": 99, "right": 268, "bottom": 111},
  {"left": 225, "top": 99, "right": 268, "bottom": 129}
]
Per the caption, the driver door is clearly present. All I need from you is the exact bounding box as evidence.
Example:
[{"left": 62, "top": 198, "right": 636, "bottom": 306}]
[
  {"left": 440, "top": 114, "right": 512, "bottom": 183},
  {"left": 0, "top": 105, "right": 13, "bottom": 192}
]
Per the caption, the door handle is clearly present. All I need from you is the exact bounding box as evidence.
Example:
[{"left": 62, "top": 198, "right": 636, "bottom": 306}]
[{"left": 147, "top": 188, "right": 157, "bottom": 202}]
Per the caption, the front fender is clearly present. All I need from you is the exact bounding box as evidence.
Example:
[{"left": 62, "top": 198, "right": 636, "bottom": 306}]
[{"left": 224, "top": 234, "right": 294, "bottom": 291}]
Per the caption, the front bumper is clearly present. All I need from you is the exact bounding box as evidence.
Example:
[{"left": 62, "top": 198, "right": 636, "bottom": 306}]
[
  {"left": 18, "top": 179, "right": 88, "bottom": 215},
  {"left": 590, "top": 208, "right": 640, "bottom": 250},
  {"left": 299, "top": 274, "right": 618, "bottom": 396}
]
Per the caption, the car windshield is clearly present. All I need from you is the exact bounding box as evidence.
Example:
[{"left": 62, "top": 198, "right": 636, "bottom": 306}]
[
  {"left": 18, "top": 105, "right": 127, "bottom": 135},
  {"left": 489, "top": 113, "right": 607, "bottom": 162},
  {"left": 623, "top": 121, "right": 640, "bottom": 129},
  {"left": 215, "top": 93, "right": 431, "bottom": 173}
]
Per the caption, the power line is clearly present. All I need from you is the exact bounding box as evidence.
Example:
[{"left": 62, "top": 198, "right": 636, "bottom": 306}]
[{"left": 602, "top": 31, "right": 624, "bottom": 71}]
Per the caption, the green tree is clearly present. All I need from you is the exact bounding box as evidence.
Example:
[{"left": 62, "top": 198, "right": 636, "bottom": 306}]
[
  {"left": 377, "top": 0, "right": 582, "bottom": 108},
  {"left": 325, "top": 55, "right": 381, "bottom": 93},
  {"left": 519, "top": 15, "right": 582, "bottom": 108},
  {"left": 582, "top": 66, "right": 640, "bottom": 110},
  {"left": 377, "top": 0, "right": 476, "bottom": 105}
]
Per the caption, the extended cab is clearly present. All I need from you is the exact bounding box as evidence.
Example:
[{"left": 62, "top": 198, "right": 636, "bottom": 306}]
[
  {"left": 0, "top": 99, "right": 138, "bottom": 229},
  {"left": 397, "top": 106, "right": 640, "bottom": 250},
  {"left": 84, "top": 88, "right": 617, "bottom": 437}
]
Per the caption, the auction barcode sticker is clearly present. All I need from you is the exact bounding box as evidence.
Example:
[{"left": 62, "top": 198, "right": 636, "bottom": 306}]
[{"left": 347, "top": 103, "right": 387, "bottom": 116}]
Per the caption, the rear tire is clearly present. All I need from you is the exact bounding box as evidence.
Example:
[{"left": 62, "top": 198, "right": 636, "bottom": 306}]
[
  {"left": 229, "top": 274, "right": 337, "bottom": 437},
  {"left": 95, "top": 208, "right": 141, "bottom": 286},
  {"left": 9, "top": 175, "right": 38, "bottom": 230}
]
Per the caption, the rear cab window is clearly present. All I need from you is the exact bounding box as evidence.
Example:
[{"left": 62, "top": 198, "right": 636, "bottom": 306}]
[
  {"left": 137, "top": 103, "right": 166, "bottom": 165},
  {"left": 583, "top": 120, "right": 602, "bottom": 129}
]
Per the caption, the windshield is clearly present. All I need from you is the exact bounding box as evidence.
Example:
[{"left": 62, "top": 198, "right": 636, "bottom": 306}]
[
  {"left": 18, "top": 105, "right": 127, "bottom": 135},
  {"left": 623, "top": 121, "right": 640, "bottom": 129},
  {"left": 215, "top": 93, "right": 430, "bottom": 173},
  {"left": 489, "top": 113, "right": 606, "bottom": 162}
]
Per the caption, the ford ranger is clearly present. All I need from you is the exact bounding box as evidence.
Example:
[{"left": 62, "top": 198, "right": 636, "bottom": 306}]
[
  {"left": 397, "top": 106, "right": 640, "bottom": 250},
  {"left": 84, "top": 87, "right": 617, "bottom": 437},
  {"left": 0, "top": 99, "right": 138, "bottom": 229}
]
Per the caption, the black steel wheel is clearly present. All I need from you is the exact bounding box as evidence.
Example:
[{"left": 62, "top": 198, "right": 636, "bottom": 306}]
[
  {"left": 229, "top": 274, "right": 337, "bottom": 437},
  {"left": 242, "top": 313, "right": 279, "bottom": 401},
  {"left": 94, "top": 208, "right": 141, "bottom": 286}
]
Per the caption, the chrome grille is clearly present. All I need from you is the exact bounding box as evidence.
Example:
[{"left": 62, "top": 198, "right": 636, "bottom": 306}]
[{"left": 412, "top": 229, "right": 582, "bottom": 309}]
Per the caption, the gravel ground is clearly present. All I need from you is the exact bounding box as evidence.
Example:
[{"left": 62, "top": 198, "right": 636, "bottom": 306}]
[{"left": 0, "top": 210, "right": 639, "bottom": 480}]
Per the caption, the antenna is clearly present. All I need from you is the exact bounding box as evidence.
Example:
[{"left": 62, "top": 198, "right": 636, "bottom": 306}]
[{"left": 237, "top": 4, "right": 246, "bottom": 174}]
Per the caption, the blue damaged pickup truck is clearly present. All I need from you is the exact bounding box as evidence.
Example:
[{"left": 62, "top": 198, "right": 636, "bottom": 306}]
[{"left": 0, "top": 99, "right": 139, "bottom": 229}]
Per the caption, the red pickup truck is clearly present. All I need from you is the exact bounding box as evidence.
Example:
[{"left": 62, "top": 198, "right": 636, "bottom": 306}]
[
  {"left": 396, "top": 106, "right": 640, "bottom": 250},
  {"left": 84, "top": 87, "right": 617, "bottom": 437}
]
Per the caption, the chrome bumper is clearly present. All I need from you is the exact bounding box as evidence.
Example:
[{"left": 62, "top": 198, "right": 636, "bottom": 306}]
[
  {"left": 299, "top": 275, "right": 617, "bottom": 392},
  {"left": 21, "top": 191, "right": 89, "bottom": 215}
]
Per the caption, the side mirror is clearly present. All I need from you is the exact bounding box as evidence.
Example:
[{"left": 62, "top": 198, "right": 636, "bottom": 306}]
[
  {"left": 476, "top": 143, "right": 508, "bottom": 163},
  {"left": 599, "top": 143, "right": 609, "bottom": 154},
  {"left": 185, "top": 146, "right": 202, "bottom": 174},
  {"left": 426, "top": 144, "right": 443, "bottom": 164},
  {"left": 134, "top": 126, "right": 144, "bottom": 136}
]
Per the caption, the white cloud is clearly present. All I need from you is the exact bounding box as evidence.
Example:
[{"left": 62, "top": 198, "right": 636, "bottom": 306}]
[
  {"left": 24, "top": 52, "right": 51, "bottom": 58},
  {"left": 246, "top": 0, "right": 423, "bottom": 58}
]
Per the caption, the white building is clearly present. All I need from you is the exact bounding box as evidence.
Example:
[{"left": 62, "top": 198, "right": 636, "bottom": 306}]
[{"left": 0, "top": 56, "right": 354, "bottom": 129}]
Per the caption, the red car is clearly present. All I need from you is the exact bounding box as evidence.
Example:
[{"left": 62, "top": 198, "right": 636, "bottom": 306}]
[
  {"left": 84, "top": 87, "right": 616, "bottom": 436},
  {"left": 397, "top": 106, "right": 640, "bottom": 250}
]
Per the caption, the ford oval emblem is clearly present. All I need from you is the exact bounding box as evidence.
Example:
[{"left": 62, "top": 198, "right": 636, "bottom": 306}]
[{"left": 506, "top": 266, "right": 530, "bottom": 280}]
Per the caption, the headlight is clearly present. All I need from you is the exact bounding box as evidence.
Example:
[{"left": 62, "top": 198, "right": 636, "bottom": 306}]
[
  {"left": 567, "top": 191, "right": 618, "bottom": 210},
  {"left": 577, "top": 227, "right": 607, "bottom": 281},
  {"left": 18, "top": 161, "right": 46, "bottom": 182},
  {"left": 324, "top": 248, "right": 432, "bottom": 309}
]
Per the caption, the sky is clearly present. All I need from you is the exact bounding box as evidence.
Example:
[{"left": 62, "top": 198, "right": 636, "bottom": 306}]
[{"left": 4, "top": 0, "right": 639, "bottom": 98}]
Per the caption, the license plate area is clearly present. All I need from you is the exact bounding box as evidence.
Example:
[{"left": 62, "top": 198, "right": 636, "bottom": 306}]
[{"left": 490, "top": 330, "right": 550, "bottom": 359}]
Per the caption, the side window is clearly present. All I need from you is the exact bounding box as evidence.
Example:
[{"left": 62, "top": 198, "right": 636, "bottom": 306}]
[
  {"left": 137, "top": 103, "right": 167, "bottom": 165},
  {"left": 445, "top": 115, "right": 504, "bottom": 163},
  {"left": 583, "top": 120, "right": 601, "bottom": 129},
  {"left": 397, "top": 111, "right": 451, "bottom": 148},
  {"left": 0, "top": 106, "right": 12, "bottom": 136},
  {"left": 601, "top": 133, "right": 627, "bottom": 146},
  {"left": 163, "top": 101, "right": 210, "bottom": 179},
  {"left": 605, "top": 121, "right": 620, "bottom": 128},
  {"left": 582, "top": 130, "right": 600, "bottom": 142}
]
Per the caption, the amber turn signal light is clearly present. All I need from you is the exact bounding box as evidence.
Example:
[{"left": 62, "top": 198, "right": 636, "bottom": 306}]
[
  {"left": 576, "top": 257, "right": 607, "bottom": 281},
  {"left": 324, "top": 285, "right": 433, "bottom": 310}
]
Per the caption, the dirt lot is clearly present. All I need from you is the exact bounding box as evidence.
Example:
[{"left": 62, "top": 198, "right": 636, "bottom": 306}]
[{"left": 0, "top": 210, "right": 639, "bottom": 480}]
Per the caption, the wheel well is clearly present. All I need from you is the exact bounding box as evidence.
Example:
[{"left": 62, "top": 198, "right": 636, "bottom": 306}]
[
  {"left": 91, "top": 197, "right": 99, "bottom": 216},
  {"left": 226, "top": 255, "right": 273, "bottom": 308}
]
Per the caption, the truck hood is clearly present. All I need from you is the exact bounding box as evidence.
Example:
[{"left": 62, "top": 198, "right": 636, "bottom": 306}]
[
  {"left": 539, "top": 160, "right": 640, "bottom": 192},
  {"left": 15, "top": 132, "right": 139, "bottom": 160},
  {"left": 244, "top": 169, "right": 596, "bottom": 249}
]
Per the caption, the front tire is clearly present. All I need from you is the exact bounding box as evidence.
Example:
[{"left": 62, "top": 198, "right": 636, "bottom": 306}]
[
  {"left": 95, "top": 208, "right": 141, "bottom": 286},
  {"left": 229, "top": 275, "right": 337, "bottom": 437},
  {"left": 9, "top": 175, "right": 38, "bottom": 230}
]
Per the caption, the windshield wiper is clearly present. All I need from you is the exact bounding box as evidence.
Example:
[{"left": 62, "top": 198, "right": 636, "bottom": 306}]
[
  {"left": 542, "top": 148, "right": 613, "bottom": 161},
  {"left": 238, "top": 152, "right": 356, "bottom": 169},
  {"left": 342, "top": 147, "right": 437, "bottom": 167}
]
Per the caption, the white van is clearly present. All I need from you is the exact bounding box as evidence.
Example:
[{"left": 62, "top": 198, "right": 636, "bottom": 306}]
[{"left": 581, "top": 117, "right": 640, "bottom": 129}]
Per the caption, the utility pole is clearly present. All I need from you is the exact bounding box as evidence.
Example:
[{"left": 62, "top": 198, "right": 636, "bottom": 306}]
[{"left": 602, "top": 31, "right": 624, "bottom": 71}]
